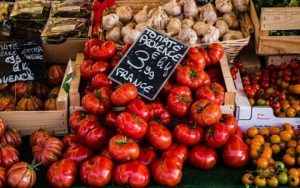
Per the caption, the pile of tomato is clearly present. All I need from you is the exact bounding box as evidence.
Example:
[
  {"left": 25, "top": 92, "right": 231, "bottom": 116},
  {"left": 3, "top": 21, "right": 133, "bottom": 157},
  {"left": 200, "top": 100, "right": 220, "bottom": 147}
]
[{"left": 242, "top": 124, "right": 300, "bottom": 187}]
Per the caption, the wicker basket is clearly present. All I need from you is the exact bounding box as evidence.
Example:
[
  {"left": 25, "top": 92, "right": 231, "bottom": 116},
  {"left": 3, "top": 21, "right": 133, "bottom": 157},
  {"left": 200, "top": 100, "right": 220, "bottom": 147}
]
[{"left": 101, "top": 0, "right": 250, "bottom": 62}]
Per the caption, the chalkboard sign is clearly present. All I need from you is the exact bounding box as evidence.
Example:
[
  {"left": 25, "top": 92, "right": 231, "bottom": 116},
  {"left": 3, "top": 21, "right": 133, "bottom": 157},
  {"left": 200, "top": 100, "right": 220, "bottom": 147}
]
[
  {"left": 0, "top": 39, "right": 45, "bottom": 84},
  {"left": 109, "top": 28, "right": 189, "bottom": 100}
]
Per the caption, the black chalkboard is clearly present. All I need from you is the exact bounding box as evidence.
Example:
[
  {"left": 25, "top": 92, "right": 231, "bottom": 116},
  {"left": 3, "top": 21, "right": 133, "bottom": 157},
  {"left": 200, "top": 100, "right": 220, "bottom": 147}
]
[
  {"left": 109, "top": 28, "right": 188, "bottom": 101},
  {"left": 0, "top": 39, "right": 46, "bottom": 84}
]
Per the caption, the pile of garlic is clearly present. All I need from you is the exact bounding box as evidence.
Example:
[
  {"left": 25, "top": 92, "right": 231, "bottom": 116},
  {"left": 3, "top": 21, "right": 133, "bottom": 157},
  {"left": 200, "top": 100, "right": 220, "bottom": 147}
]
[{"left": 102, "top": 0, "right": 249, "bottom": 45}]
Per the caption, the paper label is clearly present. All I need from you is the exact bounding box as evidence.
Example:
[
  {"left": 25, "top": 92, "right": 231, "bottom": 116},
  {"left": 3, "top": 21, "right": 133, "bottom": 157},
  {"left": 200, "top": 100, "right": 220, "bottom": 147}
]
[
  {"left": 58, "top": 5, "right": 80, "bottom": 12},
  {"left": 51, "top": 24, "right": 76, "bottom": 32},
  {"left": 20, "top": 7, "right": 43, "bottom": 14}
]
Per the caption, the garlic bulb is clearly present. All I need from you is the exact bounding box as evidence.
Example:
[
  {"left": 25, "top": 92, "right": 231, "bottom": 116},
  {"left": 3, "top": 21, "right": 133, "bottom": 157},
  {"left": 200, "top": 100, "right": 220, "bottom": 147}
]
[
  {"left": 135, "top": 22, "right": 151, "bottom": 32},
  {"left": 167, "top": 18, "right": 181, "bottom": 36},
  {"left": 116, "top": 6, "right": 133, "bottom": 23},
  {"left": 163, "top": 0, "right": 182, "bottom": 16},
  {"left": 102, "top": 14, "right": 119, "bottom": 31},
  {"left": 181, "top": 0, "right": 197, "bottom": 19},
  {"left": 123, "top": 30, "right": 141, "bottom": 44},
  {"left": 215, "top": 0, "right": 232, "bottom": 13},
  {"left": 198, "top": 3, "right": 217, "bottom": 24},
  {"left": 215, "top": 19, "right": 229, "bottom": 36},
  {"left": 232, "top": 0, "right": 249, "bottom": 13},
  {"left": 181, "top": 18, "right": 194, "bottom": 28},
  {"left": 177, "top": 27, "right": 198, "bottom": 45},
  {"left": 106, "top": 27, "right": 121, "bottom": 42},
  {"left": 121, "top": 22, "right": 136, "bottom": 37},
  {"left": 202, "top": 25, "right": 220, "bottom": 43},
  {"left": 134, "top": 6, "right": 149, "bottom": 24},
  {"left": 222, "top": 12, "right": 239, "bottom": 29},
  {"left": 149, "top": 6, "right": 169, "bottom": 30},
  {"left": 193, "top": 21, "right": 210, "bottom": 36},
  {"left": 223, "top": 30, "right": 244, "bottom": 40}
]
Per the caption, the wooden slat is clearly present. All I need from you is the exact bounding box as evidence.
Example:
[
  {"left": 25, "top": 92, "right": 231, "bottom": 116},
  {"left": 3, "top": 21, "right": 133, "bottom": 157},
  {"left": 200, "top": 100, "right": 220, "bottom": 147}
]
[
  {"left": 259, "top": 36, "right": 300, "bottom": 55},
  {"left": 69, "top": 53, "right": 84, "bottom": 107},
  {"left": 261, "top": 7, "right": 300, "bottom": 30},
  {"left": 249, "top": 0, "right": 260, "bottom": 52}
]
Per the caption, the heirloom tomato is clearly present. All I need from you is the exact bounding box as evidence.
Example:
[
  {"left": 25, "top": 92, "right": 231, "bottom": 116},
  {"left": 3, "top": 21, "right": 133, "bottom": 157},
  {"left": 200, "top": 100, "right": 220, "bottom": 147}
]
[
  {"left": 111, "top": 83, "right": 138, "bottom": 106},
  {"left": 1, "top": 127, "right": 22, "bottom": 148},
  {"left": 47, "top": 65, "right": 65, "bottom": 86},
  {"left": 0, "top": 118, "right": 7, "bottom": 138},
  {"left": 189, "top": 145, "right": 218, "bottom": 170},
  {"left": 147, "top": 102, "right": 171, "bottom": 125},
  {"left": 80, "top": 60, "right": 109, "bottom": 79},
  {"left": 126, "top": 99, "right": 149, "bottom": 121},
  {"left": 83, "top": 38, "right": 101, "bottom": 59},
  {"left": 176, "top": 66, "right": 206, "bottom": 89},
  {"left": 167, "top": 85, "right": 192, "bottom": 117},
  {"left": 173, "top": 123, "right": 204, "bottom": 146},
  {"left": 63, "top": 134, "right": 80, "bottom": 148},
  {"left": 186, "top": 48, "right": 206, "bottom": 70},
  {"left": 63, "top": 144, "right": 94, "bottom": 165},
  {"left": 146, "top": 121, "right": 172, "bottom": 150},
  {"left": 17, "top": 96, "right": 44, "bottom": 111},
  {"left": 29, "top": 128, "right": 51, "bottom": 147},
  {"left": 69, "top": 110, "right": 98, "bottom": 132},
  {"left": 195, "top": 83, "right": 225, "bottom": 105},
  {"left": 44, "top": 98, "right": 56, "bottom": 110},
  {"left": 0, "top": 144, "right": 19, "bottom": 169},
  {"left": 89, "top": 41, "right": 117, "bottom": 61},
  {"left": 0, "top": 92, "right": 15, "bottom": 111},
  {"left": 208, "top": 43, "right": 224, "bottom": 64},
  {"left": 162, "top": 143, "right": 189, "bottom": 163},
  {"left": 205, "top": 123, "right": 230, "bottom": 148},
  {"left": 10, "top": 82, "right": 33, "bottom": 99},
  {"left": 105, "top": 111, "right": 118, "bottom": 129},
  {"left": 0, "top": 167, "right": 5, "bottom": 187},
  {"left": 220, "top": 114, "right": 238, "bottom": 136},
  {"left": 137, "top": 147, "right": 157, "bottom": 166},
  {"left": 91, "top": 73, "right": 113, "bottom": 89}
]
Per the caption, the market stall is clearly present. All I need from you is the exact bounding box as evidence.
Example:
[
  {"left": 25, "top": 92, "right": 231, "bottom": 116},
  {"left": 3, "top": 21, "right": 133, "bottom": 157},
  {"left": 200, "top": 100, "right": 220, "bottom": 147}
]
[{"left": 0, "top": 0, "right": 299, "bottom": 187}]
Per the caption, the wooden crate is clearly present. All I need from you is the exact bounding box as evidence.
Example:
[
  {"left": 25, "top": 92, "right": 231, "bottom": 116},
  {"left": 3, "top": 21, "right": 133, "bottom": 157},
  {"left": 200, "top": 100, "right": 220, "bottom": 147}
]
[
  {"left": 250, "top": 0, "right": 300, "bottom": 55},
  {"left": 0, "top": 65, "right": 70, "bottom": 136},
  {"left": 69, "top": 53, "right": 236, "bottom": 115}
]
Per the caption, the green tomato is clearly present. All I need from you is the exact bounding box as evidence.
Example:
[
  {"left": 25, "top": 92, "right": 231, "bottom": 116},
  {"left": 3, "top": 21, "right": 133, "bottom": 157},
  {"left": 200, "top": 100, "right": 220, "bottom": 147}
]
[
  {"left": 257, "top": 99, "right": 267, "bottom": 106},
  {"left": 278, "top": 172, "right": 288, "bottom": 185},
  {"left": 275, "top": 161, "right": 285, "bottom": 172}
]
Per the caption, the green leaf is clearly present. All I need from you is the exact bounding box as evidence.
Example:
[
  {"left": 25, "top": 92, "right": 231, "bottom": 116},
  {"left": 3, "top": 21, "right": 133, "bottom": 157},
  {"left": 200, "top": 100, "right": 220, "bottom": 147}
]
[{"left": 62, "top": 83, "right": 70, "bottom": 93}]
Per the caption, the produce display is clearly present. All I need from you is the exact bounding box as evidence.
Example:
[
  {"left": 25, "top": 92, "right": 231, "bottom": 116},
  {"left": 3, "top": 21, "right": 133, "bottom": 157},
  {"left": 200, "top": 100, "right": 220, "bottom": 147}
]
[
  {"left": 0, "top": 2, "right": 13, "bottom": 39},
  {"left": 231, "top": 58, "right": 300, "bottom": 118},
  {"left": 101, "top": 0, "right": 252, "bottom": 45},
  {"left": 0, "top": 65, "right": 65, "bottom": 111}
]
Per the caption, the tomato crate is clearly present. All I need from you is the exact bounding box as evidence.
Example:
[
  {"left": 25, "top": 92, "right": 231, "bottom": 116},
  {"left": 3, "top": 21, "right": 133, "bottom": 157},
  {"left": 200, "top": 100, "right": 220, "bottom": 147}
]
[
  {"left": 0, "top": 62, "right": 73, "bottom": 135},
  {"left": 249, "top": 0, "right": 300, "bottom": 55},
  {"left": 69, "top": 53, "right": 236, "bottom": 115}
]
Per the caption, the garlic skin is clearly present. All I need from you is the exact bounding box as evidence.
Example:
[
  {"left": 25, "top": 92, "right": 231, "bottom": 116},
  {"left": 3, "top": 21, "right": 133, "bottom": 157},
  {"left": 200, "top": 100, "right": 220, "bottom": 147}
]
[
  {"left": 149, "top": 7, "right": 169, "bottom": 30},
  {"left": 181, "top": 18, "right": 195, "bottom": 28},
  {"left": 177, "top": 27, "right": 198, "bottom": 45},
  {"left": 215, "top": 19, "right": 229, "bottom": 37},
  {"left": 215, "top": 0, "right": 232, "bottom": 13},
  {"left": 106, "top": 27, "right": 121, "bottom": 42},
  {"left": 193, "top": 21, "right": 210, "bottom": 36},
  {"left": 198, "top": 3, "right": 217, "bottom": 24},
  {"left": 134, "top": 6, "right": 149, "bottom": 24},
  {"left": 223, "top": 30, "right": 244, "bottom": 40},
  {"left": 202, "top": 25, "right": 220, "bottom": 43},
  {"left": 222, "top": 12, "right": 239, "bottom": 29},
  {"left": 181, "top": 0, "right": 198, "bottom": 19},
  {"left": 116, "top": 6, "right": 133, "bottom": 23},
  {"left": 163, "top": 0, "right": 182, "bottom": 16},
  {"left": 232, "top": 0, "right": 249, "bottom": 13},
  {"left": 121, "top": 22, "right": 136, "bottom": 37},
  {"left": 102, "top": 14, "right": 119, "bottom": 31},
  {"left": 167, "top": 18, "right": 181, "bottom": 36},
  {"left": 123, "top": 30, "right": 141, "bottom": 44},
  {"left": 135, "top": 22, "right": 151, "bottom": 32}
]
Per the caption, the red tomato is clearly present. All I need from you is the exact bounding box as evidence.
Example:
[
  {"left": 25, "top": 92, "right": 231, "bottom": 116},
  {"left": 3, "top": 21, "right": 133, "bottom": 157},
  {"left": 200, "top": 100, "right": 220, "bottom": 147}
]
[
  {"left": 137, "top": 147, "right": 157, "bottom": 166},
  {"left": 89, "top": 41, "right": 117, "bottom": 61},
  {"left": 203, "top": 72, "right": 211, "bottom": 85},
  {"left": 113, "top": 161, "right": 150, "bottom": 187},
  {"left": 173, "top": 123, "right": 204, "bottom": 146},
  {"left": 32, "top": 136, "right": 64, "bottom": 166},
  {"left": 1, "top": 127, "right": 21, "bottom": 148},
  {"left": 91, "top": 73, "right": 113, "bottom": 89},
  {"left": 83, "top": 38, "right": 101, "bottom": 59},
  {"left": 82, "top": 87, "right": 112, "bottom": 115},
  {"left": 69, "top": 110, "right": 98, "bottom": 132},
  {"left": 63, "top": 134, "right": 80, "bottom": 148},
  {"left": 186, "top": 49, "right": 206, "bottom": 70},
  {"left": 207, "top": 43, "right": 224, "bottom": 64},
  {"left": 234, "top": 59, "right": 244, "bottom": 70},
  {"left": 235, "top": 126, "right": 244, "bottom": 140},
  {"left": 80, "top": 59, "right": 94, "bottom": 79},
  {"left": 7, "top": 162, "right": 37, "bottom": 188},
  {"left": 161, "top": 81, "right": 175, "bottom": 96},
  {"left": 29, "top": 128, "right": 51, "bottom": 147},
  {"left": 195, "top": 83, "right": 225, "bottom": 105},
  {"left": 0, "top": 144, "right": 19, "bottom": 169},
  {"left": 222, "top": 135, "right": 249, "bottom": 168},
  {"left": 199, "top": 48, "right": 211, "bottom": 66},
  {"left": 63, "top": 144, "right": 94, "bottom": 165},
  {"left": 0, "top": 167, "right": 6, "bottom": 187},
  {"left": 47, "top": 159, "right": 77, "bottom": 188},
  {"left": 92, "top": 61, "right": 110, "bottom": 75},
  {"left": 162, "top": 143, "right": 189, "bottom": 164},
  {"left": 0, "top": 118, "right": 6, "bottom": 138},
  {"left": 191, "top": 99, "right": 222, "bottom": 127},
  {"left": 108, "top": 134, "right": 140, "bottom": 162},
  {"left": 77, "top": 120, "right": 109, "bottom": 150},
  {"left": 221, "top": 114, "right": 238, "bottom": 136},
  {"left": 10, "top": 82, "right": 33, "bottom": 99},
  {"left": 126, "top": 99, "right": 149, "bottom": 121},
  {"left": 105, "top": 111, "right": 118, "bottom": 129},
  {"left": 176, "top": 66, "right": 206, "bottom": 89},
  {"left": 100, "top": 147, "right": 113, "bottom": 160},
  {"left": 147, "top": 102, "right": 172, "bottom": 125},
  {"left": 151, "top": 155, "right": 183, "bottom": 187},
  {"left": 80, "top": 155, "right": 113, "bottom": 187},
  {"left": 146, "top": 121, "right": 172, "bottom": 150},
  {"left": 111, "top": 83, "right": 138, "bottom": 106},
  {"left": 230, "top": 66, "right": 239, "bottom": 74},
  {"left": 116, "top": 112, "right": 148, "bottom": 139},
  {"left": 205, "top": 123, "right": 230, "bottom": 148},
  {"left": 189, "top": 145, "right": 218, "bottom": 170},
  {"left": 167, "top": 85, "right": 193, "bottom": 117}
]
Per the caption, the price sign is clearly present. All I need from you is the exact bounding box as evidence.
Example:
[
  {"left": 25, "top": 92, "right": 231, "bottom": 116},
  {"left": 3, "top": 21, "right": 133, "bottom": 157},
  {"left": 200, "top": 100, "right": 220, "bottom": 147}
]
[
  {"left": 0, "top": 40, "right": 45, "bottom": 84},
  {"left": 109, "top": 28, "right": 188, "bottom": 100}
]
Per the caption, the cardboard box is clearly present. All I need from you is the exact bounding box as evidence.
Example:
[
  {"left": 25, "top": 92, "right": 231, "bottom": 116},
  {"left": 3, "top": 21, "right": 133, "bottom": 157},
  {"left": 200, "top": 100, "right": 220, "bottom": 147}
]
[
  {"left": 235, "top": 70, "right": 300, "bottom": 131},
  {"left": 0, "top": 61, "right": 73, "bottom": 135},
  {"left": 69, "top": 53, "right": 236, "bottom": 115}
]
